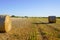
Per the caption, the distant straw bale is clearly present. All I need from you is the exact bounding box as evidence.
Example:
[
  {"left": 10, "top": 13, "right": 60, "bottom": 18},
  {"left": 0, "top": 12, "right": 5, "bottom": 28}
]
[{"left": 48, "top": 16, "right": 56, "bottom": 23}]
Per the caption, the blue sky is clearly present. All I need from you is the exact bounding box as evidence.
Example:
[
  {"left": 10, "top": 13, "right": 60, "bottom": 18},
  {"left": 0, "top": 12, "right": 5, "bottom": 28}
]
[{"left": 0, "top": 0, "right": 60, "bottom": 17}]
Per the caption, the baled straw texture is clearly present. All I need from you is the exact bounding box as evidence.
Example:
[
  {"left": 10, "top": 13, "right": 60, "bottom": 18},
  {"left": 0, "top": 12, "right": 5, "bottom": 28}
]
[{"left": 0, "top": 15, "right": 11, "bottom": 32}]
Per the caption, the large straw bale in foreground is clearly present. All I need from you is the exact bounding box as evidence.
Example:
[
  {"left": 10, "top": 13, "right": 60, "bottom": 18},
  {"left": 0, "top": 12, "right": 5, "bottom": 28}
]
[{"left": 0, "top": 15, "right": 11, "bottom": 32}]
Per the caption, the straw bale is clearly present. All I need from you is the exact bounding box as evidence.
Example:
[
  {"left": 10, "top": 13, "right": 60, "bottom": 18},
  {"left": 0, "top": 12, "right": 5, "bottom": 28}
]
[
  {"left": 48, "top": 16, "right": 56, "bottom": 23},
  {"left": 0, "top": 15, "right": 11, "bottom": 32}
]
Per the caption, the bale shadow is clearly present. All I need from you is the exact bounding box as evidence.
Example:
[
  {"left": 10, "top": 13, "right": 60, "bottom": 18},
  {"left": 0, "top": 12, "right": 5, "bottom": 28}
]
[
  {"left": 0, "top": 31, "right": 6, "bottom": 33},
  {"left": 32, "top": 22, "right": 54, "bottom": 24}
]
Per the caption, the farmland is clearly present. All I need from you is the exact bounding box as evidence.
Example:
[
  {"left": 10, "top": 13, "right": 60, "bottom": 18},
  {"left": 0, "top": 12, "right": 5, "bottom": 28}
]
[{"left": 0, "top": 17, "right": 60, "bottom": 40}]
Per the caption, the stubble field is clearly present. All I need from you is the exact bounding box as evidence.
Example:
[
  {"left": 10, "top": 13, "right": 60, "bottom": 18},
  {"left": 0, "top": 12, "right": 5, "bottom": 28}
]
[{"left": 0, "top": 17, "right": 60, "bottom": 40}]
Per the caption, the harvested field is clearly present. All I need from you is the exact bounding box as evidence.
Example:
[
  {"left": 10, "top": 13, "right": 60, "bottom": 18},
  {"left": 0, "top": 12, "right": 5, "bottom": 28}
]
[{"left": 0, "top": 17, "right": 60, "bottom": 40}]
